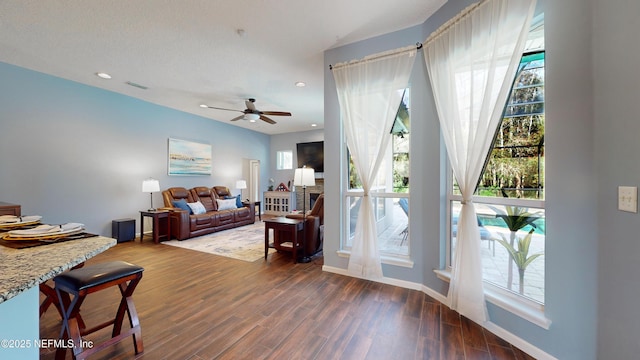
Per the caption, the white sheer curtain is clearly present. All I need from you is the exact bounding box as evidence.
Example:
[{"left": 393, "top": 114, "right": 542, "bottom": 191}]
[
  {"left": 423, "top": 0, "right": 536, "bottom": 323},
  {"left": 332, "top": 46, "right": 416, "bottom": 278}
]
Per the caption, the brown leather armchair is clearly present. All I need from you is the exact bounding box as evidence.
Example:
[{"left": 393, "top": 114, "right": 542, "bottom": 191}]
[
  {"left": 276, "top": 193, "right": 324, "bottom": 257},
  {"left": 289, "top": 193, "right": 324, "bottom": 226}
]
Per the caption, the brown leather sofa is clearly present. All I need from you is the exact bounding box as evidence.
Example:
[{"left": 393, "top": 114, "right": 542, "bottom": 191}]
[{"left": 162, "top": 186, "right": 255, "bottom": 240}]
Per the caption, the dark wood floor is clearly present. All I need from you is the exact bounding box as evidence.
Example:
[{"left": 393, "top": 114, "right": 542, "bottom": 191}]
[{"left": 39, "top": 239, "right": 535, "bottom": 360}]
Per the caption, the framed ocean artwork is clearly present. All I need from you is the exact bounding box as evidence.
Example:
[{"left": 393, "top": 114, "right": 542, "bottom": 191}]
[{"left": 168, "top": 138, "right": 212, "bottom": 176}]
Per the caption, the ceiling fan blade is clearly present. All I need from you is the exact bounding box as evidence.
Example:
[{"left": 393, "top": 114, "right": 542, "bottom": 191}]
[
  {"left": 261, "top": 111, "right": 292, "bottom": 116},
  {"left": 245, "top": 99, "right": 257, "bottom": 111},
  {"left": 204, "top": 105, "right": 243, "bottom": 113},
  {"left": 260, "top": 115, "right": 277, "bottom": 124},
  {"left": 230, "top": 115, "right": 244, "bottom": 121}
]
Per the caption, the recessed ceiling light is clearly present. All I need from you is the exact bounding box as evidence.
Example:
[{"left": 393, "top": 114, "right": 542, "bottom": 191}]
[
  {"left": 199, "top": 104, "right": 208, "bottom": 108},
  {"left": 96, "top": 72, "right": 112, "bottom": 79},
  {"left": 311, "top": 123, "right": 317, "bottom": 127},
  {"left": 295, "top": 81, "right": 306, "bottom": 87}
]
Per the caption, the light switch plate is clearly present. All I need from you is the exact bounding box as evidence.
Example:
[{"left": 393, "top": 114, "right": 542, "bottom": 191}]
[{"left": 618, "top": 186, "right": 637, "bottom": 213}]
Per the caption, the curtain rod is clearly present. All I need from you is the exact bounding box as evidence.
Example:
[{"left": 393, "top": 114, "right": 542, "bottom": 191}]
[
  {"left": 329, "top": 42, "right": 422, "bottom": 70},
  {"left": 423, "top": 0, "right": 486, "bottom": 47}
]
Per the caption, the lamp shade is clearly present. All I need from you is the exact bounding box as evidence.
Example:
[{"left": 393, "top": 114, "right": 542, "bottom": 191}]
[
  {"left": 142, "top": 178, "right": 160, "bottom": 193},
  {"left": 293, "top": 167, "right": 315, "bottom": 187},
  {"left": 235, "top": 180, "right": 247, "bottom": 189}
]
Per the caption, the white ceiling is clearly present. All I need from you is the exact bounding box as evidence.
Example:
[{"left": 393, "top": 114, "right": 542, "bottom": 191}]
[{"left": 0, "top": 0, "right": 446, "bottom": 135}]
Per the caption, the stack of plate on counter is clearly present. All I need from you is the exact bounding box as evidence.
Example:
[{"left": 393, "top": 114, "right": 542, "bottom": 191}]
[
  {"left": 0, "top": 215, "right": 42, "bottom": 228},
  {"left": 2, "top": 221, "right": 85, "bottom": 241}
]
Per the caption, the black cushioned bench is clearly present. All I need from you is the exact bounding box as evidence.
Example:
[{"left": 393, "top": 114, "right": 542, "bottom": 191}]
[{"left": 54, "top": 260, "right": 144, "bottom": 360}]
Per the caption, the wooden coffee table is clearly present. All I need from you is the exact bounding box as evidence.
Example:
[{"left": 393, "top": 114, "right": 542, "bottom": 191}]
[{"left": 263, "top": 217, "right": 303, "bottom": 263}]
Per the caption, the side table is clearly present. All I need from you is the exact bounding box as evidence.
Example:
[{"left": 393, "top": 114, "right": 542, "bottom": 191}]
[
  {"left": 264, "top": 217, "right": 303, "bottom": 263},
  {"left": 139, "top": 210, "right": 170, "bottom": 243},
  {"left": 243, "top": 201, "right": 261, "bottom": 221}
]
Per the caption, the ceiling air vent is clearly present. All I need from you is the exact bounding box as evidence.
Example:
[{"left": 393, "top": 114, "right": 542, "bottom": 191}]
[{"left": 125, "top": 81, "right": 148, "bottom": 90}]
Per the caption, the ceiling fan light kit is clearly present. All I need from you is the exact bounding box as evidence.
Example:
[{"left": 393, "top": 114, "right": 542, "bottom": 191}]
[
  {"left": 244, "top": 113, "right": 260, "bottom": 121},
  {"left": 202, "top": 98, "right": 291, "bottom": 125}
]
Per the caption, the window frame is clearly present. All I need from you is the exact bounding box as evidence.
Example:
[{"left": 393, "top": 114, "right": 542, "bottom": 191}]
[
  {"left": 276, "top": 150, "right": 293, "bottom": 170},
  {"left": 340, "top": 88, "right": 413, "bottom": 264},
  {"left": 443, "top": 49, "right": 548, "bottom": 327},
  {"left": 445, "top": 168, "right": 548, "bottom": 328}
]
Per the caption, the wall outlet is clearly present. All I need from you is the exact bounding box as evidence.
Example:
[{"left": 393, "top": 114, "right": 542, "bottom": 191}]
[{"left": 618, "top": 186, "right": 637, "bottom": 213}]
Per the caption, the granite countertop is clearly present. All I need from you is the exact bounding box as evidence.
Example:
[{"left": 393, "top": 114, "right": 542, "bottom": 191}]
[{"left": 0, "top": 236, "right": 116, "bottom": 304}]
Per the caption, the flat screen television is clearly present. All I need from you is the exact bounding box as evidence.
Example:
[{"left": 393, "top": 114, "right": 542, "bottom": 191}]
[{"left": 296, "top": 141, "right": 324, "bottom": 173}]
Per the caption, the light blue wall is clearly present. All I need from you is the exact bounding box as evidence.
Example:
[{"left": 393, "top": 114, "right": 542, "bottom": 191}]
[
  {"left": 537, "top": 0, "right": 598, "bottom": 358},
  {"left": 593, "top": 0, "right": 640, "bottom": 358},
  {"left": 324, "top": 0, "right": 601, "bottom": 358},
  {"left": 0, "top": 62, "right": 270, "bottom": 236}
]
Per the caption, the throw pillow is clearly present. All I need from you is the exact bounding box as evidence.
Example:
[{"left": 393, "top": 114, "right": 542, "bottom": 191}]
[
  {"left": 216, "top": 198, "right": 238, "bottom": 211},
  {"left": 225, "top": 195, "right": 243, "bottom": 208},
  {"left": 172, "top": 199, "right": 192, "bottom": 214},
  {"left": 187, "top": 201, "right": 207, "bottom": 215}
]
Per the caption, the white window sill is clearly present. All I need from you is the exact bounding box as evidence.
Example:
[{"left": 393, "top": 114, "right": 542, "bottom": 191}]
[
  {"left": 337, "top": 250, "right": 414, "bottom": 268},
  {"left": 434, "top": 269, "right": 551, "bottom": 329}
]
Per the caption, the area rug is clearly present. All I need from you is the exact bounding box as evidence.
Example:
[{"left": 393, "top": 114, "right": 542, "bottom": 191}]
[{"left": 162, "top": 221, "right": 273, "bottom": 262}]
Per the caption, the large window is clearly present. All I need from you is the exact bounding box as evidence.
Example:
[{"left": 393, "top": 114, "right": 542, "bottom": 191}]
[
  {"left": 449, "top": 51, "right": 546, "bottom": 304},
  {"left": 344, "top": 89, "right": 410, "bottom": 257}
]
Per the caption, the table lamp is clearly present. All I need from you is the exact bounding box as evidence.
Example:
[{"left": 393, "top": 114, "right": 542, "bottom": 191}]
[
  {"left": 142, "top": 178, "right": 160, "bottom": 211},
  {"left": 235, "top": 180, "right": 247, "bottom": 201},
  {"left": 293, "top": 166, "right": 315, "bottom": 262}
]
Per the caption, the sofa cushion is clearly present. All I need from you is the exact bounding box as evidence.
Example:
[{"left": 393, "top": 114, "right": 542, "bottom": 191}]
[
  {"left": 190, "top": 213, "right": 217, "bottom": 231},
  {"left": 216, "top": 198, "right": 237, "bottom": 211},
  {"left": 191, "top": 187, "right": 217, "bottom": 212},
  {"left": 216, "top": 210, "right": 234, "bottom": 225},
  {"left": 198, "top": 197, "right": 215, "bottom": 212},
  {"left": 172, "top": 199, "right": 192, "bottom": 214},
  {"left": 187, "top": 201, "right": 207, "bottom": 215},
  {"left": 168, "top": 187, "right": 190, "bottom": 200},
  {"left": 213, "top": 186, "right": 231, "bottom": 198},
  {"left": 234, "top": 206, "right": 252, "bottom": 222},
  {"left": 162, "top": 187, "right": 196, "bottom": 210}
]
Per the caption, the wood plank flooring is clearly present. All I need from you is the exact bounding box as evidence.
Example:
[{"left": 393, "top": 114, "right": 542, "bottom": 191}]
[{"left": 39, "top": 240, "right": 535, "bottom": 360}]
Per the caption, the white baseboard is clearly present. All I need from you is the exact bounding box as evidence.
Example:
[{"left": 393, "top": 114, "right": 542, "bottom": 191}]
[
  {"left": 482, "top": 321, "right": 557, "bottom": 360},
  {"left": 321, "top": 265, "right": 556, "bottom": 360}
]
